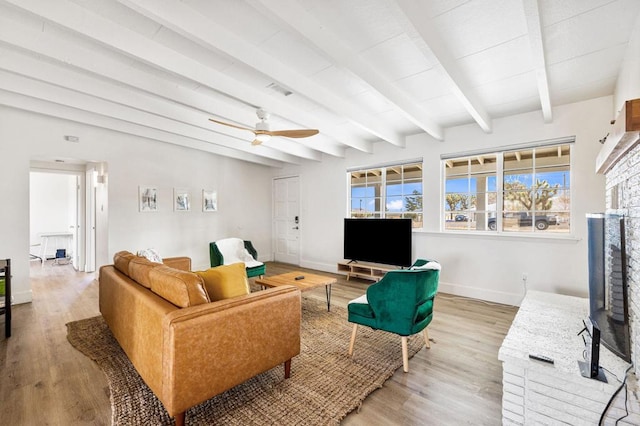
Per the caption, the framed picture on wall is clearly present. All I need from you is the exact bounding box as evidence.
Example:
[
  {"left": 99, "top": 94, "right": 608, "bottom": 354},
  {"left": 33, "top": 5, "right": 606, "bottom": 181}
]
[
  {"left": 203, "top": 190, "right": 217, "bottom": 212},
  {"left": 139, "top": 186, "right": 158, "bottom": 212},
  {"left": 174, "top": 188, "right": 191, "bottom": 212}
]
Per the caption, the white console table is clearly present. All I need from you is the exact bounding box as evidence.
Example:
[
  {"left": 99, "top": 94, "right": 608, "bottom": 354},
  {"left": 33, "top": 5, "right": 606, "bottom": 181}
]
[{"left": 499, "top": 291, "right": 638, "bottom": 425}]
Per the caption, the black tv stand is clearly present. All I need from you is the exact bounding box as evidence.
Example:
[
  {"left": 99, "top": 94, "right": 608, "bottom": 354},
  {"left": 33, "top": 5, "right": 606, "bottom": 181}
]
[{"left": 577, "top": 318, "right": 607, "bottom": 383}]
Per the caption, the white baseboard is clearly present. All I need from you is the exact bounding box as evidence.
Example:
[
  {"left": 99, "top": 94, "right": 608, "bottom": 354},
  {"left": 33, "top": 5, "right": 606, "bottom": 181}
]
[
  {"left": 438, "top": 281, "right": 523, "bottom": 306},
  {"left": 293, "top": 260, "right": 523, "bottom": 307},
  {"left": 10, "top": 290, "right": 33, "bottom": 305},
  {"left": 299, "top": 259, "right": 340, "bottom": 275}
]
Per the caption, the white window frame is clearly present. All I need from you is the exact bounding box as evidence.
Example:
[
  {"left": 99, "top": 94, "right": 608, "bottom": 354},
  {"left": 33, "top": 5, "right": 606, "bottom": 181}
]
[
  {"left": 347, "top": 159, "right": 423, "bottom": 228},
  {"left": 441, "top": 138, "right": 574, "bottom": 235}
]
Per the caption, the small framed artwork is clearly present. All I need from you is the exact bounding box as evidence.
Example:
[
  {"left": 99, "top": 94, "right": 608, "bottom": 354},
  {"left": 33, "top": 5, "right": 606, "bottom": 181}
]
[
  {"left": 203, "top": 190, "right": 217, "bottom": 212},
  {"left": 174, "top": 188, "right": 191, "bottom": 212},
  {"left": 139, "top": 186, "right": 158, "bottom": 212}
]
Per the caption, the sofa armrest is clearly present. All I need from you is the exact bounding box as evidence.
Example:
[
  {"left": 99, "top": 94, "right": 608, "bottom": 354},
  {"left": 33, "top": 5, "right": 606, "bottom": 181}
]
[
  {"left": 160, "top": 286, "right": 301, "bottom": 416},
  {"left": 162, "top": 256, "right": 191, "bottom": 271}
]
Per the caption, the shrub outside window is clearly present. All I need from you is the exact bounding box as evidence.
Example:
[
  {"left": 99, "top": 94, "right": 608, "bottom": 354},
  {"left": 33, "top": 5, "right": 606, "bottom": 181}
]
[
  {"left": 443, "top": 143, "right": 571, "bottom": 234},
  {"left": 349, "top": 162, "right": 423, "bottom": 228}
]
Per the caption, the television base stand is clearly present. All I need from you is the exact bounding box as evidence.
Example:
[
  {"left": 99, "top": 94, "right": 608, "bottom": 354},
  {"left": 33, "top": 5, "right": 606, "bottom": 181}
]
[
  {"left": 337, "top": 260, "right": 396, "bottom": 282},
  {"left": 578, "top": 360, "right": 608, "bottom": 383}
]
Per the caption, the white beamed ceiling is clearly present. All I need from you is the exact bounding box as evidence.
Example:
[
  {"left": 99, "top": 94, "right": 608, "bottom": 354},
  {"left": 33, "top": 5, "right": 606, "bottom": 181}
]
[{"left": 1, "top": 0, "right": 638, "bottom": 167}]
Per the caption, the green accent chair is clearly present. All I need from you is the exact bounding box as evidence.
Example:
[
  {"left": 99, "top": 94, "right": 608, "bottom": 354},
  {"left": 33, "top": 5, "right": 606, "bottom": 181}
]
[
  {"left": 209, "top": 238, "right": 266, "bottom": 279},
  {"left": 347, "top": 258, "right": 440, "bottom": 372}
]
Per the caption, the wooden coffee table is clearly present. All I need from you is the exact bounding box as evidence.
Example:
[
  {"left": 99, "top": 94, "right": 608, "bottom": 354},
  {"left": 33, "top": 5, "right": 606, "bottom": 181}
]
[{"left": 256, "top": 271, "right": 336, "bottom": 311}]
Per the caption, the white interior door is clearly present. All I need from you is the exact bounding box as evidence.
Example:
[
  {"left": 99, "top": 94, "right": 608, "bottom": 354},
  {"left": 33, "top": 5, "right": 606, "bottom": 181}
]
[{"left": 273, "top": 176, "right": 300, "bottom": 265}]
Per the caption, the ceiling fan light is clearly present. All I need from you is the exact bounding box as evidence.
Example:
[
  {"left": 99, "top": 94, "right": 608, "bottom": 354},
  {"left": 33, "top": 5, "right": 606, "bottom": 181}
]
[{"left": 255, "top": 133, "right": 271, "bottom": 143}]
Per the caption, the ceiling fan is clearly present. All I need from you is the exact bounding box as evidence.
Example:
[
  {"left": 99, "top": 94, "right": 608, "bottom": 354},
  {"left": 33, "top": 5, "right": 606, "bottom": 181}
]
[{"left": 209, "top": 108, "right": 319, "bottom": 145}]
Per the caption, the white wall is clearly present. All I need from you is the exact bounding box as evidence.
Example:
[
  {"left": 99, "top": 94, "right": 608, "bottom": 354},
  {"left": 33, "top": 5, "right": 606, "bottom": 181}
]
[
  {"left": 615, "top": 12, "right": 640, "bottom": 110},
  {"left": 276, "top": 96, "right": 612, "bottom": 305},
  {"left": 0, "top": 107, "right": 273, "bottom": 304}
]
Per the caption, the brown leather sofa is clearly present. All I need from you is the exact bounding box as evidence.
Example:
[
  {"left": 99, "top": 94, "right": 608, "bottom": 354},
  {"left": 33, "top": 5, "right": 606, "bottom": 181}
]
[{"left": 99, "top": 251, "right": 301, "bottom": 426}]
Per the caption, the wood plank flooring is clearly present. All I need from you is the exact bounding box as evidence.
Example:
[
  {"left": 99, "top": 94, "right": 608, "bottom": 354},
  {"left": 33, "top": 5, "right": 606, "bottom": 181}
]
[{"left": 0, "top": 261, "right": 517, "bottom": 425}]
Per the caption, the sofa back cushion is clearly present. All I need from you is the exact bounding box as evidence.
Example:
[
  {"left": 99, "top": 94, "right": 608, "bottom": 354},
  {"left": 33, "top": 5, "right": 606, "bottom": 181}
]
[
  {"left": 149, "top": 265, "right": 210, "bottom": 308},
  {"left": 113, "top": 251, "right": 136, "bottom": 277},
  {"left": 128, "top": 256, "right": 159, "bottom": 289},
  {"left": 195, "top": 263, "right": 250, "bottom": 301}
]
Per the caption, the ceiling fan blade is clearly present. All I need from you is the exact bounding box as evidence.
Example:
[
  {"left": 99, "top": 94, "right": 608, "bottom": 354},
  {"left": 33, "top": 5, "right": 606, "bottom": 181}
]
[
  {"left": 267, "top": 129, "right": 319, "bottom": 138},
  {"left": 209, "top": 118, "right": 256, "bottom": 133}
]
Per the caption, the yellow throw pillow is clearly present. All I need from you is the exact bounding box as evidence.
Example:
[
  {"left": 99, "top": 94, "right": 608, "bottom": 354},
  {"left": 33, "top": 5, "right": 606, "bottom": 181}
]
[{"left": 195, "top": 263, "right": 250, "bottom": 301}]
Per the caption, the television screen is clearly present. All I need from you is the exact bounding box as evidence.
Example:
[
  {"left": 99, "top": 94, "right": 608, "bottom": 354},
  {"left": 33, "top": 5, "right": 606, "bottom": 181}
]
[
  {"left": 586, "top": 213, "right": 630, "bottom": 362},
  {"left": 344, "top": 218, "right": 412, "bottom": 267}
]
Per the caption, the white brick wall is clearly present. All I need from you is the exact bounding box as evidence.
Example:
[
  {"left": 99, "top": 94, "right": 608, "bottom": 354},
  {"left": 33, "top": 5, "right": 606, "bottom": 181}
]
[{"left": 605, "top": 142, "right": 640, "bottom": 375}]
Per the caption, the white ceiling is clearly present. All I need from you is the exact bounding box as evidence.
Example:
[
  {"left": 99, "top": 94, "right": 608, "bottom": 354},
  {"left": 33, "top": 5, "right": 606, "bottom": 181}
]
[{"left": 1, "top": 0, "right": 639, "bottom": 167}]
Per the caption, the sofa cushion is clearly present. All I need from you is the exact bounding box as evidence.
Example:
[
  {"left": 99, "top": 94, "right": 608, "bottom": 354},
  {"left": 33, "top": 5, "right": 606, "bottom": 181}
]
[
  {"left": 195, "top": 263, "right": 250, "bottom": 301},
  {"left": 149, "top": 266, "right": 210, "bottom": 308},
  {"left": 113, "top": 251, "right": 136, "bottom": 277},
  {"left": 128, "top": 256, "right": 160, "bottom": 289}
]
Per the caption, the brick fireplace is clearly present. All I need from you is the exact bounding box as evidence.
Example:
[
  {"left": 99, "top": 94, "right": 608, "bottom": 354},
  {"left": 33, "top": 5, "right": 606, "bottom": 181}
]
[{"left": 600, "top": 98, "right": 640, "bottom": 374}]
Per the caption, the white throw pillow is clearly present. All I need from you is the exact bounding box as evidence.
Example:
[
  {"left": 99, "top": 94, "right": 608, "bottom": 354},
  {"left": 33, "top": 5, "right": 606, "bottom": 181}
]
[{"left": 137, "top": 248, "right": 163, "bottom": 263}]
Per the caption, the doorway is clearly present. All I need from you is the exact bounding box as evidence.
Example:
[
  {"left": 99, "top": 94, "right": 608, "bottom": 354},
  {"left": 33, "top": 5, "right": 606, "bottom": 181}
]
[
  {"left": 29, "top": 160, "right": 106, "bottom": 273},
  {"left": 273, "top": 176, "right": 300, "bottom": 265},
  {"left": 29, "top": 171, "right": 82, "bottom": 269}
]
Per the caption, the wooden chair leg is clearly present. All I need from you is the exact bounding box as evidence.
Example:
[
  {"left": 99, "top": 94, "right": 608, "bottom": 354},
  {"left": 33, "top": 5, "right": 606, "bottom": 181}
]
[
  {"left": 348, "top": 324, "right": 358, "bottom": 356},
  {"left": 401, "top": 336, "right": 409, "bottom": 373},
  {"left": 284, "top": 359, "right": 291, "bottom": 379},
  {"left": 424, "top": 328, "right": 431, "bottom": 349},
  {"left": 174, "top": 411, "right": 185, "bottom": 426}
]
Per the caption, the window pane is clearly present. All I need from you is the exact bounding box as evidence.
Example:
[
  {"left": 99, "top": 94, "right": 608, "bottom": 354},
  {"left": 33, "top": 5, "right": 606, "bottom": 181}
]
[
  {"left": 349, "top": 162, "right": 422, "bottom": 228},
  {"left": 443, "top": 143, "right": 571, "bottom": 234},
  {"left": 445, "top": 177, "right": 469, "bottom": 193}
]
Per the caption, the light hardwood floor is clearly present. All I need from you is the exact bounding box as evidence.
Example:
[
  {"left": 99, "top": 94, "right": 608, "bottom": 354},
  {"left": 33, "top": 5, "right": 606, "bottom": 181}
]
[{"left": 0, "top": 260, "right": 517, "bottom": 425}]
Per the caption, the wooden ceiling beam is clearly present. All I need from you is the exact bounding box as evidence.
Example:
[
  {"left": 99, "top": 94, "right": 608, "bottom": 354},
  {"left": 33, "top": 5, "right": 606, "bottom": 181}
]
[
  {"left": 119, "top": 0, "right": 399, "bottom": 148},
  {"left": 390, "top": 0, "right": 493, "bottom": 134},
  {"left": 251, "top": 0, "right": 443, "bottom": 141},
  {"left": 0, "top": 68, "right": 304, "bottom": 165},
  {"left": 523, "top": 0, "right": 553, "bottom": 123},
  {"left": 6, "top": 0, "right": 370, "bottom": 156},
  {"left": 0, "top": 89, "right": 286, "bottom": 167},
  {"left": 0, "top": 49, "right": 324, "bottom": 162}
]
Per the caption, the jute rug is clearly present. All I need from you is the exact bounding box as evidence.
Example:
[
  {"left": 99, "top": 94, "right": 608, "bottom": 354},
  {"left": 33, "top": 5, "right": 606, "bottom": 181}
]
[{"left": 67, "top": 298, "right": 425, "bottom": 425}]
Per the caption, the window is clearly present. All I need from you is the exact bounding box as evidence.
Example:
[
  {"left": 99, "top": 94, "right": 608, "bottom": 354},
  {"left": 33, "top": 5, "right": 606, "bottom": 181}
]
[
  {"left": 443, "top": 141, "right": 571, "bottom": 234},
  {"left": 349, "top": 161, "right": 423, "bottom": 228}
]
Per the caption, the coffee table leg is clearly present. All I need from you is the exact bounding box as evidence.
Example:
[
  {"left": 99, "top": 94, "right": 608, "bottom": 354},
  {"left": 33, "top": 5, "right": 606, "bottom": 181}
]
[{"left": 325, "top": 284, "right": 332, "bottom": 311}]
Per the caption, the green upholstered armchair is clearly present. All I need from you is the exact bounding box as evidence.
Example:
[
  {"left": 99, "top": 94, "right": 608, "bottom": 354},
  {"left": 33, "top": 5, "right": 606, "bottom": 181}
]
[
  {"left": 209, "top": 238, "right": 266, "bottom": 279},
  {"left": 347, "top": 259, "right": 440, "bottom": 372}
]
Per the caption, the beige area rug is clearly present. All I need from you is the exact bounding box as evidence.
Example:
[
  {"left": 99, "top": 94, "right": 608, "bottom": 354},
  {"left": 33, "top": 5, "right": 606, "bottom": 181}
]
[{"left": 67, "top": 298, "right": 425, "bottom": 425}]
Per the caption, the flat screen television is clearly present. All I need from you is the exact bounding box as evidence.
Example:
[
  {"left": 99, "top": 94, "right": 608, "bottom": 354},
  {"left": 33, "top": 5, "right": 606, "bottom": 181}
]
[
  {"left": 343, "top": 218, "right": 412, "bottom": 267},
  {"left": 586, "top": 213, "right": 630, "bottom": 362}
]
